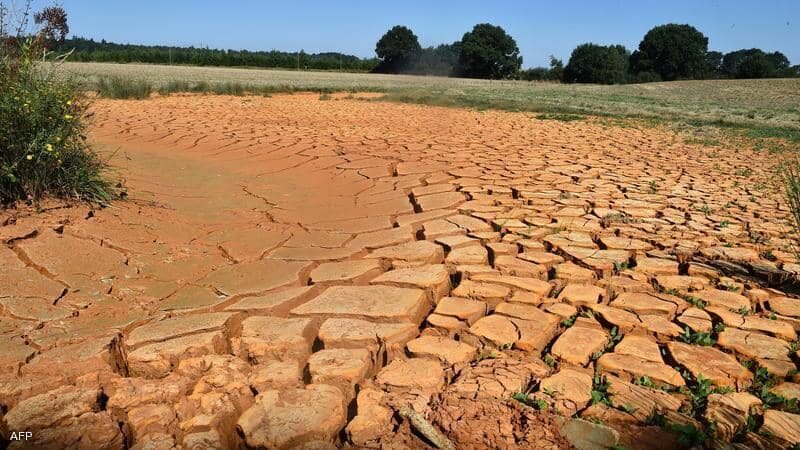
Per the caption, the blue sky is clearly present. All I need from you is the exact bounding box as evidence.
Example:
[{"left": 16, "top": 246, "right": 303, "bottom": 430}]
[{"left": 52, "top": 0, "right": 800, "bottom": 67}]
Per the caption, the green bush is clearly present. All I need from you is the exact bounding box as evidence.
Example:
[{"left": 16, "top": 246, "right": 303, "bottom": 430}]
[
  {"left": 1, "top": 33, "right": 112, "bottom": 204},
  {"left": 563, "top": 43, "right": 629, "bottom": 84}
]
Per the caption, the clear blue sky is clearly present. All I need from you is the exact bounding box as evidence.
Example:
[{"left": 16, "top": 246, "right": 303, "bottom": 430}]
[{"left": 54, "top": 0, "right": 799, "bottom": 67}]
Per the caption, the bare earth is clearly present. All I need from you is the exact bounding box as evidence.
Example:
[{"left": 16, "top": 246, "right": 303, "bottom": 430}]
[{"left": 1, "top": 93, "right": 800, "bottom": 449}]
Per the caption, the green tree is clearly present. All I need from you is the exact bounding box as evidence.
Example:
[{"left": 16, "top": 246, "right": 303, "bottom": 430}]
[
  {"left": 704, "top": 50, "right": 723, "bottom": 78},
  {"left": 374, "top": 25, "right": 421, "bottom": 73},
  {"left": 563, "top": 43, "right": 629, "bottom": 84},
  {"left": 721, "top": 48, "right": 792, "bottom": 78},
  {"left": 631, "top": 24, "right": 708, "bottom": 81},
  {"left": 455, "top": 23, "right": 521, "bottom": 79}
]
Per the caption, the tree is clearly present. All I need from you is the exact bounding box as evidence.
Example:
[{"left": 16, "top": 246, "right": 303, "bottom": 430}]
[
  {"left": 455, "top": 23, "right": 521, "bottom": 79},
  {"left": 408, "top": 43, "right": 460, "bottom": 76},
  {"left": 563, "top": 43, "right": 629, "bottom": 84},
  {"left": 374, "top": 25, "right": 421, "bottom": 73},
  {"left": 703, "top": 51, "right": 723, "bottom": 78},
  {"left": 548, "top": 55, "right": 564, "bottom": 81},
  {"left": 631, "top": 24, "right": 708, "bottom": 81},
  {"left": 721, "top": 48, "right": 793, "bottom": 78}
]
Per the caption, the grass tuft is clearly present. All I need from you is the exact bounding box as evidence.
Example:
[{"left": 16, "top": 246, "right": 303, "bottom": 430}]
[{"left": 97, "top": 76, "right": 153, "bottom": 99}]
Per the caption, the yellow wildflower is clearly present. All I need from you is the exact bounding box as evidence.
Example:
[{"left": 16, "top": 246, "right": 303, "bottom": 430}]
[
  {"left": 64, "top": 114, "right": 73, "bottom": 120},
  {"left": 26, "top": 155, "right": 33, "bottom": 161},
  {"left": 46, "top": 144, "right": 53, "bottom": 152},
  {"left": 66, "top": 100, "right": 73, "bottom": 106}
]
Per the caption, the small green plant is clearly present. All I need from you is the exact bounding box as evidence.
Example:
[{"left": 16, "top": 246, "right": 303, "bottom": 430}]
[
  {"left": 679, "top": 327, "right": 715, "bottom": 346},
  {"left": 647, "top": 180, "right": 658, "bottom": 194},
  {"left": 561, "top": 315, "right": 575, "bottom": 327},
  {"left": 543, "top": 353, "right": 557, "bottom": 367},
  {"left": 669, "top": 423, "right": 709, "bottom": 448},
  {"left": 512, "top": 392, "right": 548, "bottom": 411},
  {"left": 685, "top": 295, "right": 707, "bottom": 309},
  {"left": 477, "top": 349, "right": 499, "bottom": 361},
  {"left": 735, "top": 167, "right": 753, "bottom": 177},
  {"left": 718, "top": 220, "right": 730, "bottom": 229},
  {"left": 591, "top": 374, "right": 612, "bottom": 406},
  {"left": 697, "top": 204, "right": 712, "bottom": 215},
  {"left": 635, "top": 375, "right": 656, "bottom": 389},
  {"left": 737, "top": 306, "right": 751, "bottom": 316},
  {"left": 613, "top": 261, "right": 629, "bottom": 272}
]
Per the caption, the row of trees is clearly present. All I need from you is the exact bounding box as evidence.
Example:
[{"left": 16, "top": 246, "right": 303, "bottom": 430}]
[
  {"left": 53, "top": 24, "right": 797, "bottom": 83},
  {"left": 376, "top": 23, "right": 798, "bottom": 83},
  {"left": 537, "top": 24, "right": 798, "bottom": 84},
  {"left": 374, "top": 24, "right": 521, "bottom": 78},
  {"left": 53, "top": 37, "right": 380, "bottom": 72}
]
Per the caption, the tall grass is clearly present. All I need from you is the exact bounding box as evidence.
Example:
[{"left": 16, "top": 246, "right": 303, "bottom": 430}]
[
  {"left": 96, "top": 76, "right": 343, "bottom": 99},
  {"left": 1, "top": 40, "right": 113, "bottom": 205},
  {"left": 782, "top": 159, "right": 800, "bottom": 252},
  {"left": 97, "top": 76, "right": 153, "bottom": 99}
]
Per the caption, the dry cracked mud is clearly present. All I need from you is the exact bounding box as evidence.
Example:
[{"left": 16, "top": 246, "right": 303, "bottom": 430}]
[{"left": 1, "top": 93, "right": 800, "bottom": 449}]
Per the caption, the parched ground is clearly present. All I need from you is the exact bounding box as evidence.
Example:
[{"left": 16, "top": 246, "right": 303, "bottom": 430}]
[{"left": 1, "top": 93, "right": 800, "bottom": 449}]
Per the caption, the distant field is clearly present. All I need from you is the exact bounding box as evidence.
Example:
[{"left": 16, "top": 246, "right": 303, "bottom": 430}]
[{"left": 63, "top": 62, "right": 800, "bottom": 137}]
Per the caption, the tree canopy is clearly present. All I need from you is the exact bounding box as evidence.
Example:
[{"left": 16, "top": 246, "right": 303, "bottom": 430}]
[
  {"left": 374, "top": 25, "right": 421, "bottom": 73},
  {"left": 631, "top": 24, "right": 708, "bottom": 81},
  {"left": 563, "top": 43, "right": 629, "bottom": 84},
  {"left": 455, "top": 23, "right": 521, "bottom": 79}
]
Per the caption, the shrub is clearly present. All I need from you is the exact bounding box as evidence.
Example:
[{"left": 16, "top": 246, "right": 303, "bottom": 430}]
[
  {"left": 563, "top": 43, "right": 629, "bottom": 84},
  {"left": 1, "top": 3, "right": 113, "bottom": 205}
]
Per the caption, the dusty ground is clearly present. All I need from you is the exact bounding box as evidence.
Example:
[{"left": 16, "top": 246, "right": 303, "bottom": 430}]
[{"left": 1, "top": 93, "right": 800, "bottom": 449}]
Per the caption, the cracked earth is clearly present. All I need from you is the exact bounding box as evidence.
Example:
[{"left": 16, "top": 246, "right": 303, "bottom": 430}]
[{"left": 2, "top": 93, "right": 800, "bottom": 449}]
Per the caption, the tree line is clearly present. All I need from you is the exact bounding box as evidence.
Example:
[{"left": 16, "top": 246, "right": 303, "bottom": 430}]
[
  {"left": 53, "top": 37, "right": 380, "bottom": 72},
  {"left": 55, "top": 23, "right": 798, "bottom": 83},
  {"left": 375, "top": 23, "right": 799, "bottom": 83}
]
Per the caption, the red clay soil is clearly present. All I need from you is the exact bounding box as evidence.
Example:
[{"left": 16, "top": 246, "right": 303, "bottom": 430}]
[{"left": 1, "top": 93, "right": 799, "bottom": 449}]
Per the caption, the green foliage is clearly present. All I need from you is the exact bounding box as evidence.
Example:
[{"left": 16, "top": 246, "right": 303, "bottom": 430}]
[
  {"left": 563, "top": 43, "right": 629, "bottom": 84},
  {"left": 1, "top": 31, "right": 112, "bottom": 204},
  {"left": 406, "top": 43, "right": 460, "bottom": 76},
  {"left": 668, "top": 423, "right": 709, "bottom": 448},
  {"left": 679, "top": 326, "right": 715, "bottom": 346},
  {"left": 455, "top": 23, "right": 521, "bottom": 79},
  {"left": 55, "top": 37, "right": 379, "bottom": 72},
  {"left": 519, "top": 55, "right": 563, "bottom": 81},
  {"left": 375, "top": 25, "right": 422, "bottom": 73},
  {"left": 512, "top": 392, "right": 548, "bottom": 411},
  {"left": 591, "top": 374, "right": 612, "bottom": 406},
  {"left": 722, "top": 49, "right": 794, "bottom": 79},
  {"left": 631, "top": 24, "right": 709, "bottom": 81}
]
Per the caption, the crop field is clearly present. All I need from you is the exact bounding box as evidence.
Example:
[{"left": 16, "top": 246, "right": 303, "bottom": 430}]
[{"left": 63, "top": 62, "right": 800, "bottom": 136}]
